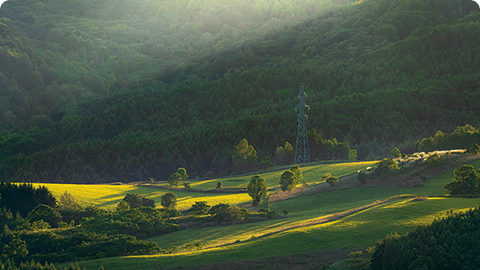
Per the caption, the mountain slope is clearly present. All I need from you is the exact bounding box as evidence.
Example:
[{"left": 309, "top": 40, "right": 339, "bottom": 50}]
[{"left": 1, "top": 0, "right": 480, "bottom": 183}]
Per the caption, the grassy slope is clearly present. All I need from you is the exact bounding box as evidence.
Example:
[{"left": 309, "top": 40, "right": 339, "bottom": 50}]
[
  {"left": 188, "top": 161, "right": 378, "bottom": 189},
  {"left": 54, "top": 159, "right": 480, "bottom": 269},
  {"left": 35, "top": 161, "right": 377, "bottom": 210}
]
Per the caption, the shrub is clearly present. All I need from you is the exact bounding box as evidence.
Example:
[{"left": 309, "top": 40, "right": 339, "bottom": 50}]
[
  {"left": 425, "top": 153, "right": 442, "bottom": 168},
  {"left": 188, "top": 201, "right": 210, "bottom": 215},
  {"left": 468, "top": 143, "right": 480, "bottom": 154},
  {"left": 260, "top": 208, "right": 277, "bottom": 218},
  {"left": 208, "top": 204, "right": 250, "bottom": 222},
  {"left": 322, "top": 173, "right": 339, "bottom": 186},
  {"left": 391, "top": 148, "right": 401, "bottom": 158},
  {"left": 122, "top": 193, "right": 155, "bottom": 209},
  {"left": 379, "top": 158, "right": 399, "bottom": 171},
  {"left": 161, "top": 193, "right": 177, "bottom": 209},
  {"left": 216, "top": 182, "right": 223, "bottom": 189}
]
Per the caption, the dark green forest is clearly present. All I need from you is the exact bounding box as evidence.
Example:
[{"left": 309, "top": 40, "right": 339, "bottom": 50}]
[
  {"left": 369, "top": 206, "right": 480, "bottom": 270},
  {"left": 1, "top": 0, "right": 480, "bottom": 183}
]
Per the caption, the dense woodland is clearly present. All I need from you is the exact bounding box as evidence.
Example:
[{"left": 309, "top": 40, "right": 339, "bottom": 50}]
[
  {"left": 1, "top": 0, "right": 480, "bottom": 183},
  {"left": 369, "top": 206, "right": 480, "bottom": 270}
]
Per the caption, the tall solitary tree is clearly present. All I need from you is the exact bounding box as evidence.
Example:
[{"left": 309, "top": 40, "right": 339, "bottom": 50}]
[{"left": 247, "top": 175, "right": 267, "bottom": 206}]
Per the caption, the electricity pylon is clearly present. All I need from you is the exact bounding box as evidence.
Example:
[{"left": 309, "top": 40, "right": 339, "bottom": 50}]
[{"left": 294, "top": 83, "right": 310, "bottom": 164}]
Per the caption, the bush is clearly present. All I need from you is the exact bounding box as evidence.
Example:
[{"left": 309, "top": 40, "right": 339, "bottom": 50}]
[
  {"left": 216, "top": 182, "right": 223, "bottom": 189},
  {"left": 260, "top": 208, "right": 277, "bottom": 218},
  {"left": 391, "top": 148, "right": 401, "bottom": 158},
  {"left": 208, "top": 204, "right": 250, "bottom": 222},
  {"left": 379, "top": 158, "right": 399, "bottom": 171},
  {"left": 161, "top": 193, "right": 177, "bottom": 209},
  {"left": 188, "top": 201, "right": 210, "bottom": 215},
  {"left": 122, "top": 193, "right": 155, "bottom": 209},
  {"left": 425, "top": 153, "right": 442, "bottom": 168},
  {"left": 322, "top": 173, "right": 339, "bottom": 187},
  {"left": 468, "top": 143, "right": 479, "bottom": 154},
  {"left": 279, "top": 170, "right": 296, "bottom": 191}
]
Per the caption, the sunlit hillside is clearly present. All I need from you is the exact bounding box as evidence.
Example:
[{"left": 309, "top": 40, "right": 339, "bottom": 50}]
[
  {"left": 1, "top": 0, "right": 480, "bottom": 185},
  {"left": 67, "top": 158, "right": 480, "bottom": 269}
]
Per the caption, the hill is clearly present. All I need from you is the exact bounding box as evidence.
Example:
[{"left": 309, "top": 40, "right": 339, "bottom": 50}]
[
  {"left": 1, "top": 0, "right": 480, "bottom": 184},
  {"left": 52, "top": 156, "right": 480, "bottom": 269}
]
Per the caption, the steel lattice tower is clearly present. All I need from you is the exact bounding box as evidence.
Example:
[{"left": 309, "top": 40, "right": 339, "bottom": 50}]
[{"left": 294, "top": 83, "right": 310, "bottom": 164}]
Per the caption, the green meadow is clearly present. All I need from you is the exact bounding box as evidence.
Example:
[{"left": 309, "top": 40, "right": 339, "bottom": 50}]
[
  {"left": 53, "top": 159, "right": 480, "bottom": 269},
  {"left": 187, "top": 161, "right": 378, "bottom": 189}
]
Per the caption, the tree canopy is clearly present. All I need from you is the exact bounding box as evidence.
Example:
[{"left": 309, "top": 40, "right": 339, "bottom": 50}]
[{"left": 247, "top": 175, "right": 268, "bottom": 206}]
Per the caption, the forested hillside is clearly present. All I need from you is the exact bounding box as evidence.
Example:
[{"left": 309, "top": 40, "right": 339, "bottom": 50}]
[{"left": 1, "top": 0, "right": 480, "bottom": 183}]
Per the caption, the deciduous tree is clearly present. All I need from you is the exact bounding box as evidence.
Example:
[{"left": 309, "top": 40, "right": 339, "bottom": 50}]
[
  {"left": 161, "top": 192, "right": 177, "bottom": 209},
  {"left": 233, "top": 139, "right": 257, "bottom": 172},
  {"left": 445, "top": 165, "right": 479, "bottom": 196},
  {"left": 247, "top": 175, "right": 267, "bottom": 206}
]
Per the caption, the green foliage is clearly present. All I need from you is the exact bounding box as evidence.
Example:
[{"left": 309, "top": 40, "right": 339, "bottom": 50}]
[
  {"left": 419, "top": 125, "right": 480, "bottom": 152},
  {"left": 26, "top": 205, "right": 62, "bottom": 228},
  {"left": 349, "top": 149, "right": 358, "bottom": 161},
  {"left": 1, "top": 0, "right": 480, "bottom": 186},
  {"left": 58, "top": 192, "right": 81, "bottom": 210},
  {"left": 279, "top": 165, "right": 304, "bottom": 191},
  {"left": 274, "top": 142, "right": 294, "bottom": 165},
  {"left": 208, "top": 204, "right": 250, "bottom": 222},
  {"left": 279, "top": 171, "right": 296, "bottom": 192},
  {"left": 168, "top": 168, "right": 189, "bottom": 187},
  {"left": 184, "top": 241, "right": 205, "bottom": 251},
  {"left": 216, "top": 182, "right": 223, "bottom": 189},
  {"left": 379, "top": 158, "right": 399, "bottom": 171},
  {"left": 390, "top": 148, "right": 401, "bottom": 159},
  {"left": 161, "top": 193, "right": 177, "bottom": 209},
  {"left": 425, "top": 153, "right": 443, "bottom": 168},
  {"left": 116, "top": 201, "right": 130, "bottom": 212},
  {"left": 444, "top": 165, "right": 480, "bottom": 196},
  {"left": 188, "top": 201, "right": 210, "bottom": 216},
  {"left": 370, "top": 206, "right": 480, "bottom": 270},
  {"left": 259, "top": 208, "right": 277, "bottom": 219},
  {"left": 122, "top": 193, "right": 155, "bottom": 209},
  {"left": 233, "top": 139, "right": 257, "bottom": 172},
  {"left": 289, "top": 165, "right": 304, "bottom": 184},
  {"left": 468, "top": 143, "right": 480, "bottom": 154},
  {"left": 0, "top": 182, "right": 56, "bottom": 217},
  {"left": 0, "top": 225, "right": 29, "bottom": 263},
  {"left": 247, "top": 175, "right": 268, "bottom": 206},
  {"left": 259, "top": 156, "right": 274, "bottom": 169},
  {"left": 321, "top": 173, "right": 339, "bottom": 187}
]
